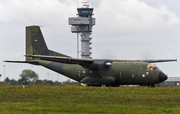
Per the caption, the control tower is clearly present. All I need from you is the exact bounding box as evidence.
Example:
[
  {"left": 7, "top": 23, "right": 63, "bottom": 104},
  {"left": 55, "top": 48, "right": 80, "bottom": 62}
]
[{"left": 69, "top": 2, "right": 95, "bottom": 59}]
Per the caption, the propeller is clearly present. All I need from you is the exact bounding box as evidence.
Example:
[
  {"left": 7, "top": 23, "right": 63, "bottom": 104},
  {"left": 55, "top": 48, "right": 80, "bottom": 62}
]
[
  {"left": 100, "top": 49, "right": 117, "bottom": 59},
  {"left": 139, "top": 50, "right": 155, "bottom": 60}
]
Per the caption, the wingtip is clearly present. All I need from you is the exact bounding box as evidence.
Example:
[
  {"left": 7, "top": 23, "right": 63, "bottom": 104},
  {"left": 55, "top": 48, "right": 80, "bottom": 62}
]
[
  {"left": 4, "top": 60, "right": 13, "bottom": 62},
  {"left": 24, "top": 54, "right": 33, "bottom": 57}
]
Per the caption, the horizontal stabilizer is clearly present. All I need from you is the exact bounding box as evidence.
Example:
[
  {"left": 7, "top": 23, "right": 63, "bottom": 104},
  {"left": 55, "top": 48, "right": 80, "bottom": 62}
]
[{"left": 4, "top": 60, "right": 38, "bottom": 65}]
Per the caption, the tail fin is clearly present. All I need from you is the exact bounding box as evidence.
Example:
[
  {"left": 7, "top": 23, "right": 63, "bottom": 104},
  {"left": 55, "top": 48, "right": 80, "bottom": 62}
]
[{"left": 26, "top": 26, "right": 69, "bottom": 61}]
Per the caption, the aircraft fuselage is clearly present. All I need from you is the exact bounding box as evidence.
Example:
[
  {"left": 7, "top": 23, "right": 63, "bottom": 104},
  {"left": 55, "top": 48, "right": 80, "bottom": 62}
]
[{"left": 35, "top": 59, "right": 166, "bottom": 86}]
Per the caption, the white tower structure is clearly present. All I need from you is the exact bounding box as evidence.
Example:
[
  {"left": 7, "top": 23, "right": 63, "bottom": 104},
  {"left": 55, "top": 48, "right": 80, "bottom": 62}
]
[{"left": 69, "top": 2, "right": 95, "bottom": 59}]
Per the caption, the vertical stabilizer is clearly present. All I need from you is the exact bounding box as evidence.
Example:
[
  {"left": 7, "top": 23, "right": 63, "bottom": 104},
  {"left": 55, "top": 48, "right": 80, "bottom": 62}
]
[
  {"left": 26, "top": 26, "right": 49, "bottom": 60},
  {"left": 26, "top": 26, "right": 69, "bottom": 61}
]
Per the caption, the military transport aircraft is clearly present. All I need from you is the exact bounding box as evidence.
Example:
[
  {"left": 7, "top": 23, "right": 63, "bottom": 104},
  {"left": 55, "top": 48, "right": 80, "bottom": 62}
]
[{"left": 5, "top": 26, "right": 177, "bottom": 87}]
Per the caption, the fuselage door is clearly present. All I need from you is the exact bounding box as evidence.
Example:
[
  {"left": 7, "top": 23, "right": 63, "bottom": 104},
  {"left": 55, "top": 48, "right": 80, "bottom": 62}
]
[{"left": 133, "top": 63, "right": 148, "bottom": 84}]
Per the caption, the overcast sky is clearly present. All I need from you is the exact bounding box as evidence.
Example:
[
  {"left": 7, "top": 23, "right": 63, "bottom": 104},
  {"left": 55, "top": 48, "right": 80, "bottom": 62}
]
[{"left": 0, "top": 0, "right": 179, "bottom": 82}]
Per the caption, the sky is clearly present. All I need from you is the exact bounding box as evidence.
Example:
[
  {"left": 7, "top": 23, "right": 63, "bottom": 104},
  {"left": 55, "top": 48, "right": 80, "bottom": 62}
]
[{"left": 0, "top": 0, "right": 180, "bottom": 82}]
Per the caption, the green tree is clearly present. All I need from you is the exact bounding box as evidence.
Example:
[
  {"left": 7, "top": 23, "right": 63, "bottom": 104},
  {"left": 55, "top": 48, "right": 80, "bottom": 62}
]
[
  {"left": 54, "top": 81, "right": 62, "bottom": 85},
  {"left": 47, "top": 80, "right": 54, "bottom": 85},
  {"left": 5, "top": 77, "right": 9, "bottom": 84},
  {"left": 63, "top": 79, "right": 71, "bottom": 85},
  {"left": 9, "top": 79, "right": 18, "bottom": 85},
  {"left": 42, "top": 80, "right": 54, "bottom": 85},
  {"left": 19, "top": 69, "right": 39, "bottom": 82},
  {"left": 35, "top": 80, "right": 43, "bottom": 85},
  {"left": 62, "top": 79, "right": 79, "bottom": 85}
]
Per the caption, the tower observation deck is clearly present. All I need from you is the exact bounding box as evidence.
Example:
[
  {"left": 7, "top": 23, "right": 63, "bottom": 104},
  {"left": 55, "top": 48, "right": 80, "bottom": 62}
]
[{"left": 69, "top": 2, "right": 95, "bottom": 59}]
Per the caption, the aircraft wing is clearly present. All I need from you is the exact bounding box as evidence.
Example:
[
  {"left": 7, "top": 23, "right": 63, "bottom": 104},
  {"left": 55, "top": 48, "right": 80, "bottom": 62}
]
[
  {"left": 4, "top": 60, "right": 38, "bottom": 65},
  {"left": 25, "top": 55, "right": 177, "bottom": 64}
]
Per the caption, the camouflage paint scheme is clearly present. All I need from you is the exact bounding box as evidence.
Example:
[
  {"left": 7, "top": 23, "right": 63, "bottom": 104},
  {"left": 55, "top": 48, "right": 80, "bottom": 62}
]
[{"left": 5, "top": 26, "right": 176, "bottom": 87}]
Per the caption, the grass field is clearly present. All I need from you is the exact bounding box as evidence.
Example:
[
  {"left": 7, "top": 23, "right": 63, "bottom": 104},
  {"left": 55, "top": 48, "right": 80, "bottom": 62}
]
[{"left": 0, "top": 85, "right": 180, "bottom": 114}]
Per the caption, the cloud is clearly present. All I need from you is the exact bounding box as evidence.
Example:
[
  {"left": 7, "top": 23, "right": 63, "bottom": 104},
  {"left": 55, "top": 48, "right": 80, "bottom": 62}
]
[
  {"left": 94, "top": 0, "right": 180, "bottom": 37},
  {"left": 0, "top": 0, "right": 83, "bottom": 28},
  {"left": 1, "top": 0, "right": 179, "bottom": 35}
]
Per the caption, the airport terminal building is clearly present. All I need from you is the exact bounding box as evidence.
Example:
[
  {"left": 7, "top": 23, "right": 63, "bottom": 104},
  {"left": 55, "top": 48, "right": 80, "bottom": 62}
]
[{"left": 160, "top": 77, "right": 180, "bottom": 86}]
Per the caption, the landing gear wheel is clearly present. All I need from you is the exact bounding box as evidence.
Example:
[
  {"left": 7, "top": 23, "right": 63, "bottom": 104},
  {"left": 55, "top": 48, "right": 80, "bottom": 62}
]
[{"left": 148, "top": 84, "right": 155, "bottom": 87}]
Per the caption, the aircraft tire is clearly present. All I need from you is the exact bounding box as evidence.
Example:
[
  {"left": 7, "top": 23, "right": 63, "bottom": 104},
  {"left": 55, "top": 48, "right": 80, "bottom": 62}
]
[{"left": 148, "top": 84, "right": 155, "bottom": 87}]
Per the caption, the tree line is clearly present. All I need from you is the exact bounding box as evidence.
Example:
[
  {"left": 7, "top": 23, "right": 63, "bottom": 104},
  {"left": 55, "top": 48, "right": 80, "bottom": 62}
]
[{"left": 1, "top": 69, "right": 79, "bottom": 85}]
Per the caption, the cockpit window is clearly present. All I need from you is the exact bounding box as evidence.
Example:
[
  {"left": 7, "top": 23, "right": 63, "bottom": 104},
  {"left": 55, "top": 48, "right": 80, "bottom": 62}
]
[{"left": 146, "top": 63, "right": 159, "bottom": 71}]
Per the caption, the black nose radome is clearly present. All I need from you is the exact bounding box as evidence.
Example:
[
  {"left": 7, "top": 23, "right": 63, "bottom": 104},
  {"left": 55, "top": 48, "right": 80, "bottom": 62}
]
[{"left": 159, "top": 72, "right": 168, "bottom": 82}]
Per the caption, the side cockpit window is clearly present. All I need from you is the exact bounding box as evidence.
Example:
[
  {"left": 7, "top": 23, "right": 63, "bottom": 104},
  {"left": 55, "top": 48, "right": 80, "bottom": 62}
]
[{"left": 146, "top": 63, "right": 159, "bottom": 71}]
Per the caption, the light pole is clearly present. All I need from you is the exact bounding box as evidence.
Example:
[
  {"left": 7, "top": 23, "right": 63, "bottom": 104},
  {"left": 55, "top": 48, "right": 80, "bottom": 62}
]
[
  {"left": 0, "top": 74, "right": 1, "bottom": 82},
  {"left": 3, "top": 65, "right": 5, "bottom": 81},
  {"left": 47, "top": 73, "right": 49, "bottom": 80},
  {"left": 57, "top": 74, "right": 59, "bottom": 82}
]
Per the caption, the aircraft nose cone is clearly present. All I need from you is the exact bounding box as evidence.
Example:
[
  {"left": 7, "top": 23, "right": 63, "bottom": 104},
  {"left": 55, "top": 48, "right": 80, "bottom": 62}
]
[{"left": 159, "top": 72, "right": 168, "bottom": 82}]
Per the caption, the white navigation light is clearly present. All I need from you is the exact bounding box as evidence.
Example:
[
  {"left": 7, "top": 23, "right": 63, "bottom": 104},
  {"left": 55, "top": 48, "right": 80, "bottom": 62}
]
[{"left": 105, "top": 62, "right": 112, "bottom": 66}]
